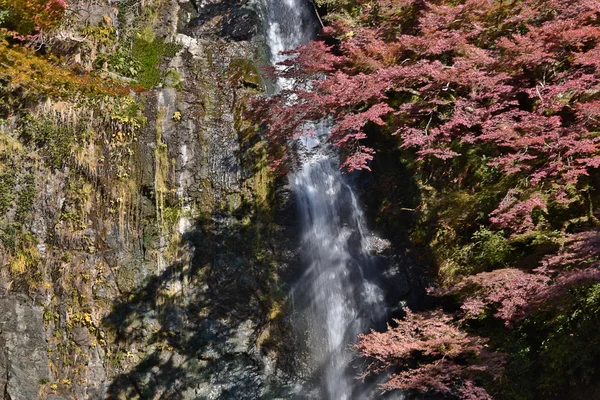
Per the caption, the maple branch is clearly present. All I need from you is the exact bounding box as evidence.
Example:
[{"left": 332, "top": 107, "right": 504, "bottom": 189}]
[{"left": 310, "top": 0, "right": 324, "bottom": 29}]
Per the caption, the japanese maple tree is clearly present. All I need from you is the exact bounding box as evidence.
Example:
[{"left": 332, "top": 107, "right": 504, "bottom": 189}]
[
  {"left": 252, "top": 0, "right": 600, "bottom": 232},
  {"left": 354, "top": 308, "right": 503, "bottom": 399}
]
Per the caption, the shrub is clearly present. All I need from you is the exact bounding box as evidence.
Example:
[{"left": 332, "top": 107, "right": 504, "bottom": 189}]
[{"left": 0, "top": 0, "right": 67, "bottom": 40}]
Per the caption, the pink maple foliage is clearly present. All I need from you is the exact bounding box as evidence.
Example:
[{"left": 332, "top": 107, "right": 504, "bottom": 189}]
[
  {"left": 354, "top": 308, "right": 503, "bottom": 399},
  {"left": 433, "top": 230, "right": 600, "bottom": 325},
  {"left": 250, "top": 0, "right": 600, "bottom": 232},
  {"left": 434, "top": 268, "right": 551, "bottom": 325},
  {"left": 542, "top": 230, "right": 600, "bottom": 270},
  {"left": 488, "top": 190, "right": 547, "bottom": 233}
]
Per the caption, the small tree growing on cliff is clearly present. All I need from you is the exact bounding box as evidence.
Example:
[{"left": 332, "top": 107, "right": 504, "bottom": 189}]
[{"left": 0, "top": 0, "right": 67, "bottom": 41}]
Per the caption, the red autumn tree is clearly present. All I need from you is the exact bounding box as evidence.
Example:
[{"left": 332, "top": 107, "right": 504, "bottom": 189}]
[
  {"left": 251, "top": 0, "right": 600, "bottom": 232},
  {"left": 433, "top": 229, "right": 600, "bottom": 325},
  {"left": 250, "top": 0, "right": 600, "bottom": 397},
  {"left": 354, "top": 308, "right": 503, "bottom": 399}
]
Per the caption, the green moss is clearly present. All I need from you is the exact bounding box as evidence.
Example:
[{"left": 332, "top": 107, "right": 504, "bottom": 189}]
[
  {"left": 16, "top": 174, "right": 36, "bottom": 224},
  {"left": 132, "top": 37, "right": 161, "bottom": 88},
  {"left": 105, "top": 22, "right": 181, "bottom": 88},
  {"left": 0, "top": 172, "right": 16, "bottom": 215},
  {"left": 131, "top": 28, "right": 182, "bottom": 89},
  {"left": 229, "top": 58, "right": 263, "bottom": 89},
  {"left": 162, "top": 207, "right": 180, "bottom": 228},
  {"left": 0, "top": 223, "right": 17, "bottom": 250}
]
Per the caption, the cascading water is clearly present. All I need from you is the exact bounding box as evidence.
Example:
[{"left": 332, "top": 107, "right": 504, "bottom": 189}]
[
  {"left": 263, "top": 1, "right": 389, "bottom": 399},
  {"left": 292, "top": 156, "right": 388, "bottom": 400},
  {"left": 263, "top": 0, "right": 317, "bottom": 89}
]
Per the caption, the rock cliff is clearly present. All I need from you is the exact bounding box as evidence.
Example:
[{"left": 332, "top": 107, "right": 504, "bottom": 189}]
[{"left": 0, "top": 0, "right": 305, "bottom": 398}]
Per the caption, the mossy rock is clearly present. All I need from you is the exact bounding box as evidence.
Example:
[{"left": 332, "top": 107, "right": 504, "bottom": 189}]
[{"left": 229, "top": 58, "right": 262, "bottom": 89}]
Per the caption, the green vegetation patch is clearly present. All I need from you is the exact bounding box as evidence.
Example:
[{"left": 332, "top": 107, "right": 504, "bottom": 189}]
[
  {"left": 0, "top": 171, "right": 16, "bottom": 215},
  {"left": 17, "top": 114, "right": 87, "bottom": 169},
  {"left": 112, "top": 26, "right": 182, "bottom": 89}
]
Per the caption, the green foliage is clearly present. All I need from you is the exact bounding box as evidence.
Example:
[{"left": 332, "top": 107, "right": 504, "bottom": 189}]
[
  {"left": 81, "top": 21, "right": 115, "bottom": 44},
  {"left": 315, "top": 0, "right": 354, "bottom": 6},
  {"left": 0, "top": 10, "right": 9, "bottom": 25},
  {"left": 60, "top": 176, "right": 93, "bottom": 231},
  {"left": 315, "top": 0, "right": 360, "bottom": 17},
  {"left": 0, "top": 225, "right": 42, "bottom": 290},
  {"left": 162, "top": 207, "right": 181, "bottom": 228},
  {"left": 107, "top": 46, "right": 142, "bottom": 79},
  {"left": 131, "top": 27, "right": 180, "bottom": 88},
  {"left": 448, "top": 227, "right": 513, "bottom": 278},
  {"left": 15, "top": 173, "right": 35, "bottom": 223},
  {"left": 17, "top": 114, "right": 85, "bottom": 169},
  {"left": 110, "top": 95, "right": 146, "bottom": 129},
  {"left": 469, "top": 228, "right": 512, "bottom": 271},
  {"left": 538, "top": 284, "right": 600, "bottom": 394},
  {"left": 0, "top": 0, "right": 66, "bottom": 38},
  {"left": 0, "top": 222, "right": 17, "bottom": 249},
  {"left": 0, "top": 39, "right": 131, "bottom": 117},
  {"left": 0, "top": 171, "right": 16, "bottom": 215},
  {"left": 104, "top": 26, "right": 180, "bottom": 88},
  {"left": 499, "top": 283, "right": 600, "bottom": 399}
]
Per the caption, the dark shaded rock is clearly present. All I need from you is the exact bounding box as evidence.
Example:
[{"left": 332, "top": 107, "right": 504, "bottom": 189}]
[
  {"left": 221, "top": 8, "right": 259, "bottom": 41},
  {"left": 185, "top": 0, "right": 259, "bottom": 41},
  {"left": 0, "top": 296, "right": 51, "bottom": 400}
]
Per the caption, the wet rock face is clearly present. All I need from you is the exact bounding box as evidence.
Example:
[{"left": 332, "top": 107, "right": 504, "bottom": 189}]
[
  {"left": 100, "top": 0, "right": 306, "bottom": 397},
  {"left": 0, "top": 296, "right": 51, "bottom": 400},
  {"left": 221, "top": 7, "right": 260, "bottom": 40},
  {"left": 186, "top": 0, "right": 260, "bottom": 41}
]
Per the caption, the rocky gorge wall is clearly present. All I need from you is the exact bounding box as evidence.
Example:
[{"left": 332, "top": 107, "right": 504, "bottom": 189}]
[
  {"left": 0, "top": 0, "right": 306, "bottom": 398},
  {"left": 0, "top": 0, "right": 427, "bottom": 398}
]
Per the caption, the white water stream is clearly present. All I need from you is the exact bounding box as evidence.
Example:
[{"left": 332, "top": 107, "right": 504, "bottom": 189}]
[{"left": 263, "top": 1, "right": 387, "bottom": 398}]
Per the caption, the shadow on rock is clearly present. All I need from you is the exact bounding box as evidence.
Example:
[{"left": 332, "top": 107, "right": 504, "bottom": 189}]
[{"left": 104, "top": 208, "right": 305, "bottom": 399}]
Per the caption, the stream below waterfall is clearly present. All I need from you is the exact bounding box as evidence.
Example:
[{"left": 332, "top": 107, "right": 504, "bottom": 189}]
[{"left": 263, "top": 1, "right": 399, "bottom": 398}]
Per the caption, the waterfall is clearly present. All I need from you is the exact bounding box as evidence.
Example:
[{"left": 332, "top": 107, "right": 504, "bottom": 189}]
[
  {"left": 264, "top": 0, "right": 316, "bottom": 78},
  {"left": 263, "top": 1, "right": 388, "bottom": 398},
  {"left": 293, "top": 156, "right": 388, "bottom": 400}
]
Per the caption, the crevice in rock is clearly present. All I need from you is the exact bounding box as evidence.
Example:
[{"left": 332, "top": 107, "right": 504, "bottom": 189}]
[{"left": 189, "top": 0, "right": 198, "bottom": 13}]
